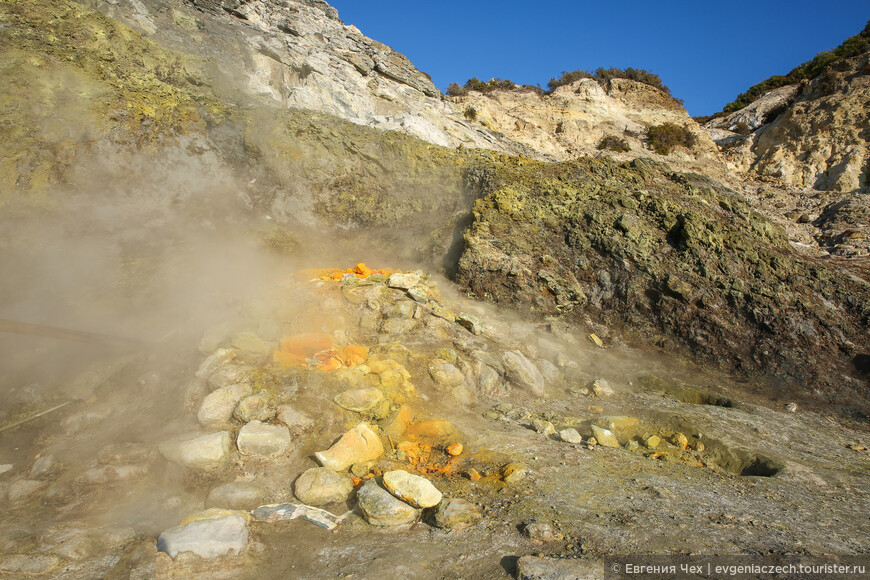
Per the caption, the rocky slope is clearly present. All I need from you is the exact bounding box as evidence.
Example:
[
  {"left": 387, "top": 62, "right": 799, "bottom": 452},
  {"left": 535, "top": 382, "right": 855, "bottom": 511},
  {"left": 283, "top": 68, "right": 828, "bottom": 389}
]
[
  {"left": 704, "top": 49, "right": 870, "bottom": 193},
  {"left": 456, "top": 157, "right": 870, "bottom": 408},
  {"left": 450, "top": 79, "right": 733, "bottom": 184}
]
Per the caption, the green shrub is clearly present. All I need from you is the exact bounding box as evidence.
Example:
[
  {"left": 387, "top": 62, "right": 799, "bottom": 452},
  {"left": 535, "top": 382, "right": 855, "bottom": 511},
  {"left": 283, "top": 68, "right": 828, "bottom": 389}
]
[
  {"left": 463, "top": 106, "right": 477, "bottom": 121},
  {"left": 646, "top": 123, "right": 696, "bottom": 155},
  {"left": 733, "top": 121, "right": 751, "bottom": 135},
  {"left": 548, "top": 67, "right": 672, "bottom": 95},
  {"left": 446, "top": 78, "right": 545, "bottom": 96},
  {"left": 597, "top": 135, "right": 630, "bottom": 152},
  {"left": 446, "top": 82, "right": 468, "bottom": 97}
]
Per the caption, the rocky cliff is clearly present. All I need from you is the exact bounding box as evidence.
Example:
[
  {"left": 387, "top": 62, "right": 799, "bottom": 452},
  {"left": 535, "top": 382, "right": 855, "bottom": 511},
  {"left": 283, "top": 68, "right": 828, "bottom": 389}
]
[
  {"left": 704, "top": 49, "right": 869, "bottom": 193},
  {"left": 449, "top": 79, "right": 733, "bottom": 184},
  {"left": 91, "top": 0, "right": 533, "bottom": 155}
]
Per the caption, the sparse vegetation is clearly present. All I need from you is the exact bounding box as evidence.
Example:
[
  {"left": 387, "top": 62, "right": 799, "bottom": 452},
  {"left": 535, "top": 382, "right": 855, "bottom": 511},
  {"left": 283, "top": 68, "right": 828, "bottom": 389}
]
[
  {"left": 446, "top": 77, "right": 545, "bottom": 97},
  {"left": 597, "top": 135, "right": 630, "bottom": 152},
  {"left": 717, "top": 19, "right": 869, "bottom": 115},
  {"left": 463, "top": 106, "right": 477, "bottom": 121},
  {"left": 646, "top": 123, "right": 696, "bottom": 155},
  {"left": 547, "top": 67, "right": 673, "bottom": 95}
]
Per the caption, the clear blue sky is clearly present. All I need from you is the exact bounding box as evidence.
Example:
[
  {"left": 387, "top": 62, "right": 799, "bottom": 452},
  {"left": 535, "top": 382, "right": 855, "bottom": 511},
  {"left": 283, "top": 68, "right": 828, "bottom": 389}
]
[{"left": 327, "top": 1, "right": 869, "bottom": 116}]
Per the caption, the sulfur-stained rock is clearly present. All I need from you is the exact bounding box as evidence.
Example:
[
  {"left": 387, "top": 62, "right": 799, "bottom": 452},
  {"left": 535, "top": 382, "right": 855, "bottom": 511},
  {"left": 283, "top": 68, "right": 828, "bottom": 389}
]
[
  {"left": 315, "top": 423, "right": 384, "bottom": 471},
  {"left": 294, "top": 467, "right": 353, "bottom": 506},
  {"left": 334, "top": 388, "right": 384, "bottom": 413},
  {"left": 502, "top": 462, "right": 529, "bottom": 484},
  {"left": 590, "top": 425, "right": 620, "bottom": 448},
  {"left": 643, "top": 434, "right": 662, "bottom": 449},
  {"left": 596, "top": 416, "right": 639, "bottom": 443},
  {"left": 196, "top": 348, "right": 236, "bottom": 379},
  {"left": 407, "top": 286, "right": 429, "bottom": 303},
  {"left": 428, "top": 361, "right": 465, "bottom": 388},
  {"left": 356, "top": 479, "right": 421, "bottom": 527},
  {"left": 158, "top": 431, "right": 233, "bottom": 472},
  {"left": 382, "top": 470, "right": 442, "bottom": 508},
  {"left": 382, "top": 404, "right": 414, "bottom": 439},
  {"left": 386, "top": 273, "right": 420, "bottom": 290},
  {"left": 234, "top": 393, "right": 274, "bottom": 423},
  {"left": 405, "top": 420, "right": 454, "bottom": 438},
  {"left": 456, "top": 312, "right": 483, "bottom": 335},
  {"left": 430, "top": 306, "right": 456, "bottom": 322},
  {"left": 672, "top": 432, "right": 689, "bottom": 450},
  {"left": 434, "top": 498, "right": 481, "bottom": 531},
  {"left": 591, "top": 378, "right": 614, "bottom": 397}
]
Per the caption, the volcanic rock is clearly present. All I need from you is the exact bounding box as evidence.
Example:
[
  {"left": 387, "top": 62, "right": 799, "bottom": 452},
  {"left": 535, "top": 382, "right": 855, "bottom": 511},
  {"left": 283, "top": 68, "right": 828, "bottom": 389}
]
[
  {"left": 314, "top": 423, "right": 384, "bottom": 471},
  {"left": 294, "top": 467, "right": 353, "bottom": 506},
  {"left": 158, "top": 431, "right": 233, "bottom": 471},
  {"left": 356, "top": 479, "right": 421, "bottom": 527},
  {"left": 434, "top": 498, "right": 482, "bottom": 531},
  {"left": 157, "top": 509, "right": 249, "bottom": 559},
  {"left": 236, "top": 421, "right": 292, "bottom": 458},
  {"left": 382, "top": 470, "right": 442, "bottom": 508}
]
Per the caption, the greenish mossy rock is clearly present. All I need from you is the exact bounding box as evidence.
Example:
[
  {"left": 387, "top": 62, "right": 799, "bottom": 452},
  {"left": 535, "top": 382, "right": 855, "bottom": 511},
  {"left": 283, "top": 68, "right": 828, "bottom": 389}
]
[{"left": 456, "top": 157, "right": 870, "bottom": 404}]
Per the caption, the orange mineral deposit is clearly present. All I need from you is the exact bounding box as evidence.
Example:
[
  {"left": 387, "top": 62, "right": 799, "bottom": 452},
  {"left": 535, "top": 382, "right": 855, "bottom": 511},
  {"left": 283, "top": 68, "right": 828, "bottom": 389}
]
[
  {"left": 338, "top": 345, "right": 368, "bottom": 367},
  {"left": 273, "top": 333, "right": 335, "bottom": 368},
  {"left": 446, "top": 442, "right": 464, "bottom": 456}
]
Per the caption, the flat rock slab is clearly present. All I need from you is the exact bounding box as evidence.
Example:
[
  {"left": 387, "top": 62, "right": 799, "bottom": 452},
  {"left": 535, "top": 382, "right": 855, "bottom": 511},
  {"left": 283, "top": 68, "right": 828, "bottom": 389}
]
[
  {"left": 382, "top": 469, "right": 442, "bottom": 508},
  {"left": 157, "top": 510, "right": 249, "bottom": 559},
  {"left": 315, "top": 423, "right": 384, "bottom": 471},
  {"left": 250, "top": 502, "right": 344, "bottom": 530},
  {"left": 158, "top": 431, "right": 232, "bottom": 471},
  {"left": 236, "top": 421, "right": 292, "bottom": 458},
  {"left": 294, "top": 467, "right": 353, "bottom": 506},
  {"left": 516, "top": 556, "right": 603, "bottom": 580},
  {"left": 357, "top": 479, "right": 421, "bottom": 527}
]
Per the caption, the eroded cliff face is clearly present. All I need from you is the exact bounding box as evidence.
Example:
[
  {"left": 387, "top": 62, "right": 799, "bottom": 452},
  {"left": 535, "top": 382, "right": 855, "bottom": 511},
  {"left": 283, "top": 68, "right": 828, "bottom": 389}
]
[
  {"left": 90, "top": 0, "right": 533, "bottom": 155},
  {"left": 449, "top": 79, "right": 733, "bottom": 184},
  {"left": 704, "top": 50, "right": 870, "bottom": 193}
]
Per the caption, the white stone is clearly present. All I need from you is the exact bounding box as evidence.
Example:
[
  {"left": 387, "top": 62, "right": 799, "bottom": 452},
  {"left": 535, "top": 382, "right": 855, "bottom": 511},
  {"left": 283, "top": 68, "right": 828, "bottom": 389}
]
[
  {"left": 157, "top": 510, "right": 249, "bottom": 559},
  {"left": 198, "top": 382, "right": 253, "bottom": 428},
  {"left": 236, "top": 421, "right": 292, "bottom": 458},
  {"left": 382, "top": 470, "right": 442, "bottom": 508},
  {"left": 158, "top": 431, "right": 232, "bottom": 471}
]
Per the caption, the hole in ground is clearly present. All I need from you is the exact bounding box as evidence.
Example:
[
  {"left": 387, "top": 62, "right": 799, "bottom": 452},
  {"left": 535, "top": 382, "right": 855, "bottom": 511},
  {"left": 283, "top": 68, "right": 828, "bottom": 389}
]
[{"left": 702, "top": 438, "right": 783, "bottom": 477}]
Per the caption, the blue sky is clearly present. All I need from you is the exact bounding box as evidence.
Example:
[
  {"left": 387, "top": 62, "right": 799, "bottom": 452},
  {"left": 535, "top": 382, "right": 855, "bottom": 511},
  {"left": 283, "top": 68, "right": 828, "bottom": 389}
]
[{"left": 327, "top": 1, "right": 869, "bottom": 116}]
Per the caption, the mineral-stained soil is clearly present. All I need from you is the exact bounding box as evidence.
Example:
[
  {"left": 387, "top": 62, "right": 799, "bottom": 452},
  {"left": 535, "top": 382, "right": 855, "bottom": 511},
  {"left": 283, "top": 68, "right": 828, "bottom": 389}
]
[{"left": 1, "top": 267, "right": 868, "bottom": 579}]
